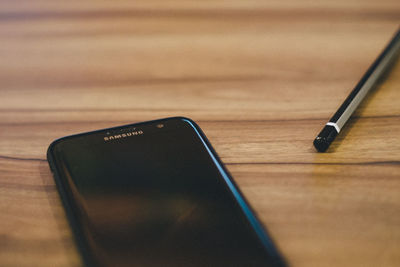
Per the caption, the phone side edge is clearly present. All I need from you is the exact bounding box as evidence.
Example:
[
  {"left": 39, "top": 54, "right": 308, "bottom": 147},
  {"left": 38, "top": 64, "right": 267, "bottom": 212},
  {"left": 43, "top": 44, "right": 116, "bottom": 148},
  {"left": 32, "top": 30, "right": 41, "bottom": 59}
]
[
  {"left": 180, "top": 118, "right": 288, "bottom": 267},
  {"left": 47, "top": 140, "right": 97, "bottom": 267}
]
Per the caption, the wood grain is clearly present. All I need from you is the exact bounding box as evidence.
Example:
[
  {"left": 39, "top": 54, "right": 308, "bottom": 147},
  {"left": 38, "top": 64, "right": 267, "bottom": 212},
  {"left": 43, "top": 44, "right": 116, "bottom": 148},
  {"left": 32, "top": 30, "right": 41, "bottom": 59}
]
[{"left": 0, "top": 0, "right": 399, "bottom": 266}]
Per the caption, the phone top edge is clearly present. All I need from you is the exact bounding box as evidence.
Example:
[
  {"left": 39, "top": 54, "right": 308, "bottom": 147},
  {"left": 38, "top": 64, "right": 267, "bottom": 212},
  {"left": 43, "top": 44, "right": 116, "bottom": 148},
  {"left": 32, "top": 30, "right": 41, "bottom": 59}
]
[{"left": 46, "top": 116, "right": 194, "bottom": 160}]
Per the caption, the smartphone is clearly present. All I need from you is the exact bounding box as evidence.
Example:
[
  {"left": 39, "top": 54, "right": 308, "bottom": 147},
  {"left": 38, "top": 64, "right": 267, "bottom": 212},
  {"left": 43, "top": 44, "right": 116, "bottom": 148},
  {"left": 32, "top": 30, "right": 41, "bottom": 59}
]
[{"left": 47, "top": 117, "right": 286, "bottom": 267}]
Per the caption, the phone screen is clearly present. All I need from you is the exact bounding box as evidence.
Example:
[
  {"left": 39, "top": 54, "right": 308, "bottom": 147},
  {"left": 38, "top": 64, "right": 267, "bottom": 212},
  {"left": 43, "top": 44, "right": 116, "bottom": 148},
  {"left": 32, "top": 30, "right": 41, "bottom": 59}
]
[{"left": 48, "top": 118, "right": 284, "bottom": 267}]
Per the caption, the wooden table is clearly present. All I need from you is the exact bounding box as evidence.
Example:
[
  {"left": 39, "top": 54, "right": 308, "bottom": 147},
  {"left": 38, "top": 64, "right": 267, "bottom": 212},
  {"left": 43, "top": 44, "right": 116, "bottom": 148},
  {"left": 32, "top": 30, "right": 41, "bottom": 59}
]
[{"left": 1, "top": 1, "right": 399, "bottom": 266}]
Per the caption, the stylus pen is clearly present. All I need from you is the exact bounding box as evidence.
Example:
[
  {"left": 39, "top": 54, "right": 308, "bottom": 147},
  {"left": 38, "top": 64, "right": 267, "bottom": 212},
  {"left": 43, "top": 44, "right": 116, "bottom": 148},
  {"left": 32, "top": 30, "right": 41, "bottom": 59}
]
[{"left": 313, "top": 28, "right": 400, "bottom": 152}]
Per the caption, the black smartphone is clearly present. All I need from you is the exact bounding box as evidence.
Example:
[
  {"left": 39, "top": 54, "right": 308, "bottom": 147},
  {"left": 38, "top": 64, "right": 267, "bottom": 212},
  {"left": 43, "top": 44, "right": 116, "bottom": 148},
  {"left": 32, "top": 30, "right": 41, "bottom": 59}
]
[{"left": 47, "top": 117, "right": 286, "bottom": 267}]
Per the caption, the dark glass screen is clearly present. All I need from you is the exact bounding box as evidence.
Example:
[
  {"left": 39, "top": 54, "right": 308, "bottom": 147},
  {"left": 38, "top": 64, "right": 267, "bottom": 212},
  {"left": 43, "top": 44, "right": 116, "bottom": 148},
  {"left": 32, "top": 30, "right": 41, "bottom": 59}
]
[{"left": 49, "top": 118, "right": 283, "bottom": 267}]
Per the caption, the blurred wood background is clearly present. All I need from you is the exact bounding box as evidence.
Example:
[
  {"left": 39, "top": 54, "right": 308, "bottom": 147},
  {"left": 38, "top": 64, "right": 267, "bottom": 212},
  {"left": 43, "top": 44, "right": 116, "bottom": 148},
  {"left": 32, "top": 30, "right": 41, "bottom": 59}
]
[{"left": 0, "top": 0, "right": 399, "bottom": 266}]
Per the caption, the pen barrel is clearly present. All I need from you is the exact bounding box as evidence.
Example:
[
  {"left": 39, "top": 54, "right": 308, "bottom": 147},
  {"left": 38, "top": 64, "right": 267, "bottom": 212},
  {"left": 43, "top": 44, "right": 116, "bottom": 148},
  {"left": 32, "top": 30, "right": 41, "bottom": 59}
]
[
  {"left": 313, "top": 28, "right": 400, "bottom": 153},
  {"left": 313, "top": 125, "right": 338, "bottom": 152}
]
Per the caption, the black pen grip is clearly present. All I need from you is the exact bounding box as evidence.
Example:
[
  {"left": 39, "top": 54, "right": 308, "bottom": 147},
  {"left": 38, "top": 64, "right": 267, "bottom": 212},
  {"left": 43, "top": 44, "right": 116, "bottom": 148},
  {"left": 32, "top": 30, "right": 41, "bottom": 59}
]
[{"left": 313, "top": 125, "right": 338, "bottom": 152}]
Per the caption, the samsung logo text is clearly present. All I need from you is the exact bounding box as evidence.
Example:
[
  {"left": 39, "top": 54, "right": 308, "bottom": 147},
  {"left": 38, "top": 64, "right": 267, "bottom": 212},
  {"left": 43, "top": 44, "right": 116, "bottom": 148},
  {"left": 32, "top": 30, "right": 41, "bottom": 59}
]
[{"left": 104, "top": 130, "right": 144, "bottom": 141}]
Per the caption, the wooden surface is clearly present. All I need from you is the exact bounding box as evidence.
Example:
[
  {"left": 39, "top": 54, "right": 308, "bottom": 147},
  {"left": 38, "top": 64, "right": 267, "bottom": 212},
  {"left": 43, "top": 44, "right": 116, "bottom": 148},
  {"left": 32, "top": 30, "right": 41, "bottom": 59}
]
[{"left": 1, "top": 1, "right": 399, "bottom": 266}]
